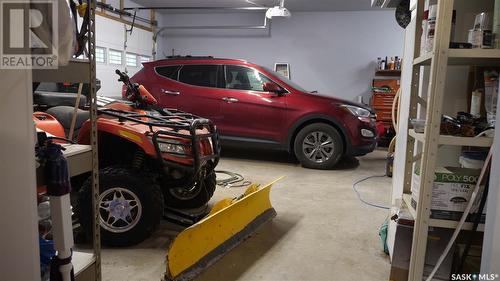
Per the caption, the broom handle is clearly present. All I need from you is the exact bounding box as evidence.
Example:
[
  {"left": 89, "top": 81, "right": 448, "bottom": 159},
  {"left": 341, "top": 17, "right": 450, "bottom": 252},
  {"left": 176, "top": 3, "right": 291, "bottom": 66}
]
[{"left": 68, "top": 83, "right": 83, "bottom": 140}]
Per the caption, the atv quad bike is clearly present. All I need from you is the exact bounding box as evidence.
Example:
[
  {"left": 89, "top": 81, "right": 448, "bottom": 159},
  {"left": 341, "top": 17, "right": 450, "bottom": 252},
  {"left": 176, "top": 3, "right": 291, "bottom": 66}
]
[{"left": 34, "top": 70, "right": 220, "bottom": 246}]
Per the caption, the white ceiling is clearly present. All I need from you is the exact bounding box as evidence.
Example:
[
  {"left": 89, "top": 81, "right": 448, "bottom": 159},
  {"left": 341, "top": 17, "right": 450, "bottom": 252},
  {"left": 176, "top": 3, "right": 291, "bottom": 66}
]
[{"left": 129, "top": 0, "right": 380, "bottom": 12}]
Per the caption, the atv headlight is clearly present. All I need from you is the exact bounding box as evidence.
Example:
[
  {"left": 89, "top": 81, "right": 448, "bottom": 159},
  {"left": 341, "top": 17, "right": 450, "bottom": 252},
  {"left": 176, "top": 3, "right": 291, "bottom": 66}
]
[
  {"left": 340, "top": 105, "right": 372, "bottom": 118},
  {"left": 158, "top": 140, "right": 186, "bottom": 155}
]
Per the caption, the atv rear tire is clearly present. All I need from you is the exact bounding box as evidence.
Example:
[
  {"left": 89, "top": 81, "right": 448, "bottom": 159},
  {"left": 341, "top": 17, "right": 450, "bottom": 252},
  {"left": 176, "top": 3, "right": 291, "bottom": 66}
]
[
  {"left": 294, "top": 123, "right": 344, "bottom": 170},
  {"left": 165, "top": 170, "right": 216, "bottom": 209},
  {"left": 77, "top": 167, "right": 163, "bottom": 247}
]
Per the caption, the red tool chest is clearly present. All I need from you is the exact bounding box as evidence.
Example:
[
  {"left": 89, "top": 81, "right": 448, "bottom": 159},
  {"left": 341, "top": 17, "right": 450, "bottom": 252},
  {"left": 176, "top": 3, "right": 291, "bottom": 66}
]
[{"left": 372, "top": 79, "right": 400, "bottom": 125}]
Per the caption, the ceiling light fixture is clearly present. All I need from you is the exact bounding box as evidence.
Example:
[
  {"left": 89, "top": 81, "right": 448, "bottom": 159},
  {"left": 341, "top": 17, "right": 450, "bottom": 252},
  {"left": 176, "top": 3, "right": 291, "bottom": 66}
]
[{"left": 266, "top": 0, "right": 291, "bottom": 19}]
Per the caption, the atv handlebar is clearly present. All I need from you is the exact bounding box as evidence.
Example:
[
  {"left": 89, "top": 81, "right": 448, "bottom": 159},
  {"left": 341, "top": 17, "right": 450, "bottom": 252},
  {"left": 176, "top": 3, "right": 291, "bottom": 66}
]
[
  {"left": 115, "top": 69, "right": 129, "bottom": 83},
  {"left": 116, "top": 69, "right": 133, "bottom": 91},
  {"left": 116, "top": 69, "right": 140, "bottom": 103},
  {"left": 116, "top": 69, "right": 159, "bottom": 108}
]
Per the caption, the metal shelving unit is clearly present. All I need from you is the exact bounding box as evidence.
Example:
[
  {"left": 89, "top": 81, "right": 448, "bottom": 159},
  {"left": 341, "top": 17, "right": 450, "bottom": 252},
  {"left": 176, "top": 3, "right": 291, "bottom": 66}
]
[
  {"left": 87, "top": 1, "right": 102, "bottom": 279},
  {"left": 33, "top": 1, "right": 101, "bottom": 280},
  {"left": 399, "top": 0, "right": 497, "bottom": 280}
]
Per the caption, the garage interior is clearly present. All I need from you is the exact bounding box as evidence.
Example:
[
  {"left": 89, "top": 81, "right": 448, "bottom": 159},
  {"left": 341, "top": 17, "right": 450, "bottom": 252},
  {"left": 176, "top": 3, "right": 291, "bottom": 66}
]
[{"left": 1, "top": 0, "right": 500, "bottom": 281}]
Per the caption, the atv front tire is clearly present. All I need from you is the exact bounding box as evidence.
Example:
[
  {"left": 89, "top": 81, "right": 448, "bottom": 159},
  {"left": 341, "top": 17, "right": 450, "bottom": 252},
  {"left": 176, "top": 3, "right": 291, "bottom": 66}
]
[
  {"left": 165, "top": 170, "right": 216, "bottom": 209},
  {"left": 77, "top": 167, "right": 163, "bottom": 247}
]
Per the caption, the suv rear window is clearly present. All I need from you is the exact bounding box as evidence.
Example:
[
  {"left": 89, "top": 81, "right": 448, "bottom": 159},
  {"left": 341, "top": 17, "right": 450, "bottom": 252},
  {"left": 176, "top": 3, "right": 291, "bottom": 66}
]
[
  {"left": 156, "top": 65, "right": 181, "bottom": 80},
  {"left": 178, "top": 65, "right": 218, "bottom": 88}
]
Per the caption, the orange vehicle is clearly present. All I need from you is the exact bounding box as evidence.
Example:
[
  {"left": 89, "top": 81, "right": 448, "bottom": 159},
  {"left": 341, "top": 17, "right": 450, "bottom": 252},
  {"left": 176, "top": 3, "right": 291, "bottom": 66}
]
[{"left": 34, "top": 70, "right": 220, "bottom": 246}]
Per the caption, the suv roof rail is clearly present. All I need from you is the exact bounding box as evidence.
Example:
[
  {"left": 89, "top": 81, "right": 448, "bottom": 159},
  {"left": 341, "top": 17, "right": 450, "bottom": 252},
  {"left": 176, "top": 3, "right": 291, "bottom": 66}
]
[
  {"left": 166, "top": 55, "right": 215, "bottom": 59},
  {"left": 151, "top": 56, "right": 248, "bottom": 63}
]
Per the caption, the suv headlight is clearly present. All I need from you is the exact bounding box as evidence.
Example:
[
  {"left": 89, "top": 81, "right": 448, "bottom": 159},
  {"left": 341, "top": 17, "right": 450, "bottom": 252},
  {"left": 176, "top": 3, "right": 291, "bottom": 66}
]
[
  {"left": 158, "top": 140, "right": 186, "bottom": 155},
  {"left": 340, "top": 105, "right": 372, "bottom": 118}
]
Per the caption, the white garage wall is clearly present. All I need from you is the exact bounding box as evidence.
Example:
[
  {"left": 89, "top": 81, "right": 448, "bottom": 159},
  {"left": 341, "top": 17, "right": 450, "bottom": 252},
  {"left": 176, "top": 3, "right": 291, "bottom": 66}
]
[
  {"left": 156, "top": 10, "right": 404, "bottom": 102},
  {"left": 95, "top": 15, "right": 153, "bottom": 97}
]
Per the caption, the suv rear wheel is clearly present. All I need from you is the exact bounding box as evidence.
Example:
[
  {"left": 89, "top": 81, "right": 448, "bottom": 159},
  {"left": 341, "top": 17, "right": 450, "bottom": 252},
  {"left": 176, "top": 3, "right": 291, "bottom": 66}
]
[
  {"left": 77, "top": 166, "right": 163, "bottom": 246},
  {"left": 293, "top": 123, "right": 344, "bottom": 169}
]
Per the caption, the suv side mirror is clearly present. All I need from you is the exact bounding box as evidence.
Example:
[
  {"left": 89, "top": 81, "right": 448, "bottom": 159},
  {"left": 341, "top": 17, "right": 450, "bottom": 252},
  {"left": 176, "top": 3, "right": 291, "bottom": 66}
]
[{"left": 263, "top": 82, "right": 286, "bottom": 95}]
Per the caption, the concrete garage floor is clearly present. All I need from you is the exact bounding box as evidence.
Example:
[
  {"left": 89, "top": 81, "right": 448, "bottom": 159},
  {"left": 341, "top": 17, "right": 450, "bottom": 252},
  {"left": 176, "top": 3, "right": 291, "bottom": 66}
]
[{"left": 100, "top": 149, "right": 392, "bottom": 281}]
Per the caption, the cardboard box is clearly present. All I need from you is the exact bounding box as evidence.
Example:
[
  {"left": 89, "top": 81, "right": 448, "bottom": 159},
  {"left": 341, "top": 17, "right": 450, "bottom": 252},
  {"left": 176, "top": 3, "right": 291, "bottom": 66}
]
[{"left": 411, "top": 167, "right": 486, "bottom": 222}]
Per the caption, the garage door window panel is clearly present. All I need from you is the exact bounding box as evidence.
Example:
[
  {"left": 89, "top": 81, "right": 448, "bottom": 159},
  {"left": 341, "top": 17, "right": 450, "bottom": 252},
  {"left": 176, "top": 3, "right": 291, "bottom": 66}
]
[
  {"left": 225, "top": 65, "right": 275, "bottom": 92},
  {"left": 126, "top": 53, "right": 138, "bottom": 67},
  {"left": 178, "top": 65, "right": 218, "bottom": 88},
  {"left": 109, "top": 49, "right": 123, "bottom": 65},
  {"left": 140, "top": 56, "right": 151, "bottom": 67},
  {"left": 96, "top": 47, "right": 106, "bottom": 64}
]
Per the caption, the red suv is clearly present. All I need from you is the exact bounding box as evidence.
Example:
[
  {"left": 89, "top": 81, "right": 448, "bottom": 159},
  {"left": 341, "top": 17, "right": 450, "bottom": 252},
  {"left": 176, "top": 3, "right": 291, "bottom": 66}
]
[{"left": 129, "top": 56, "right": 377, "bottom": 169}]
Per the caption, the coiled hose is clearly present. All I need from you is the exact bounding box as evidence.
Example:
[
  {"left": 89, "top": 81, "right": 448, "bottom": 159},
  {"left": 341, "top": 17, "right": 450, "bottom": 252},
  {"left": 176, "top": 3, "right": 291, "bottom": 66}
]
[
  {"left": 215, "top": 170, "right": 252, "bottom": 188},
  {"left": 388, "top": 88, "right": 401, "bottom": 154}
]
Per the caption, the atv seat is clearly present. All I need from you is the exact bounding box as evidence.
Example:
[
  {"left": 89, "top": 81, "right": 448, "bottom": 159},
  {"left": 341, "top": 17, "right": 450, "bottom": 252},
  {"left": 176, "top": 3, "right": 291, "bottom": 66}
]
[
  {"left": 46, "top": 106, "right": 89, "bottom": 139},
  {"left": 33, "top": 80, "right": 101, "bottom": 109},
  {"left": 34, "top": 91, "right": 88, "bottom": 108}
]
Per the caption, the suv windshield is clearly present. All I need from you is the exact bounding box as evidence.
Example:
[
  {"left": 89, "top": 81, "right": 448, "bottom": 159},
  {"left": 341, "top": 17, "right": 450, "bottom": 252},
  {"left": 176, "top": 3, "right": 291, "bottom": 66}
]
[{"left": 262, "top": 66, "right": 308, "bottom": 92}]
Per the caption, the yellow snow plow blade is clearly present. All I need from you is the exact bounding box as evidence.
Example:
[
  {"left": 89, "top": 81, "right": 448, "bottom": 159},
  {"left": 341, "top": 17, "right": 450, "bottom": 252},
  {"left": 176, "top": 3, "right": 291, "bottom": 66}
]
[{"left": 164, "top": 177, "right": 282, "bottom": 281}]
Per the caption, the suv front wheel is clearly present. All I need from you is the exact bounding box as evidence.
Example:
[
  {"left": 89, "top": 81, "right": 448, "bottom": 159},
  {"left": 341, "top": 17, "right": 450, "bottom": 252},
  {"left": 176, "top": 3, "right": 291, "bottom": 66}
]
[{"left": 294, "top": 123, "right": 344, "bottom": 169}]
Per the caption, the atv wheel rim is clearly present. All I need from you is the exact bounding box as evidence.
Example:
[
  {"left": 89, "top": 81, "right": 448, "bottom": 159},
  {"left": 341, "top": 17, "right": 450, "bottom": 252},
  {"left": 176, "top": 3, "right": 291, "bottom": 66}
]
[
  {"left": 302, "top": 131, "right": 335, "bottom": 163},
  {"left": 99, "top": 187, "right": 142, "bottom": 233},
  {"left": 169, "top": 182, "right": 202, "bottom": 201}
]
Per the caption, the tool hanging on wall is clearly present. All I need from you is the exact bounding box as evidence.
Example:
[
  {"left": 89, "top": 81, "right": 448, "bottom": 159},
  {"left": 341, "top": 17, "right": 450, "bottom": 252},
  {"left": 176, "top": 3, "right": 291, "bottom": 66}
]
[
  {"left": 123, "top": 9, "right": 138, "bottom": 73},
  {"left": 97, "top": 1, "right": 153, "bottom": 25},
  {"left": 69, "top": 0, "right": 90, "bottom": 57}
]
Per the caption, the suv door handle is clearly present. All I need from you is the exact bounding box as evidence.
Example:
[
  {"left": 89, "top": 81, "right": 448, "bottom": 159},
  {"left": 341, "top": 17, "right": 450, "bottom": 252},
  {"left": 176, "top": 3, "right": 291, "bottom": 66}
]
[
  {"left": 161, "top": 89, "right": 180, "bottom": 96},
  {"left": 222, "top": 97, "right": 239, "bottom": 103}
]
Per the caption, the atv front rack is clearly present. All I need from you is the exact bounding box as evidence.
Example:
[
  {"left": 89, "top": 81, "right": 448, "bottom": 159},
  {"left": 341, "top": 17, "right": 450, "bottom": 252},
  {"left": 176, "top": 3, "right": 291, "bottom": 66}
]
[
  {"left": 98, "top": 107, "right": 220, "bottom": 175},
  {"left": 98, "top": 107, "right": 200, "bottom": 130}
]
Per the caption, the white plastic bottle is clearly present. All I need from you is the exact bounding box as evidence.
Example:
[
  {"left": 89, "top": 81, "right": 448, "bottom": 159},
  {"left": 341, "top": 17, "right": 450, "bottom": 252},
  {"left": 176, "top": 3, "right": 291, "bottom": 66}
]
[
  {"left": 470, "top": 90, "right": 482, "bottom": 117},
  {"left": 426, "top": 5, "right": 438, "bottom": 53},
  {"left": 484, "top": 70, "right": 499, "bottom": 127}
]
